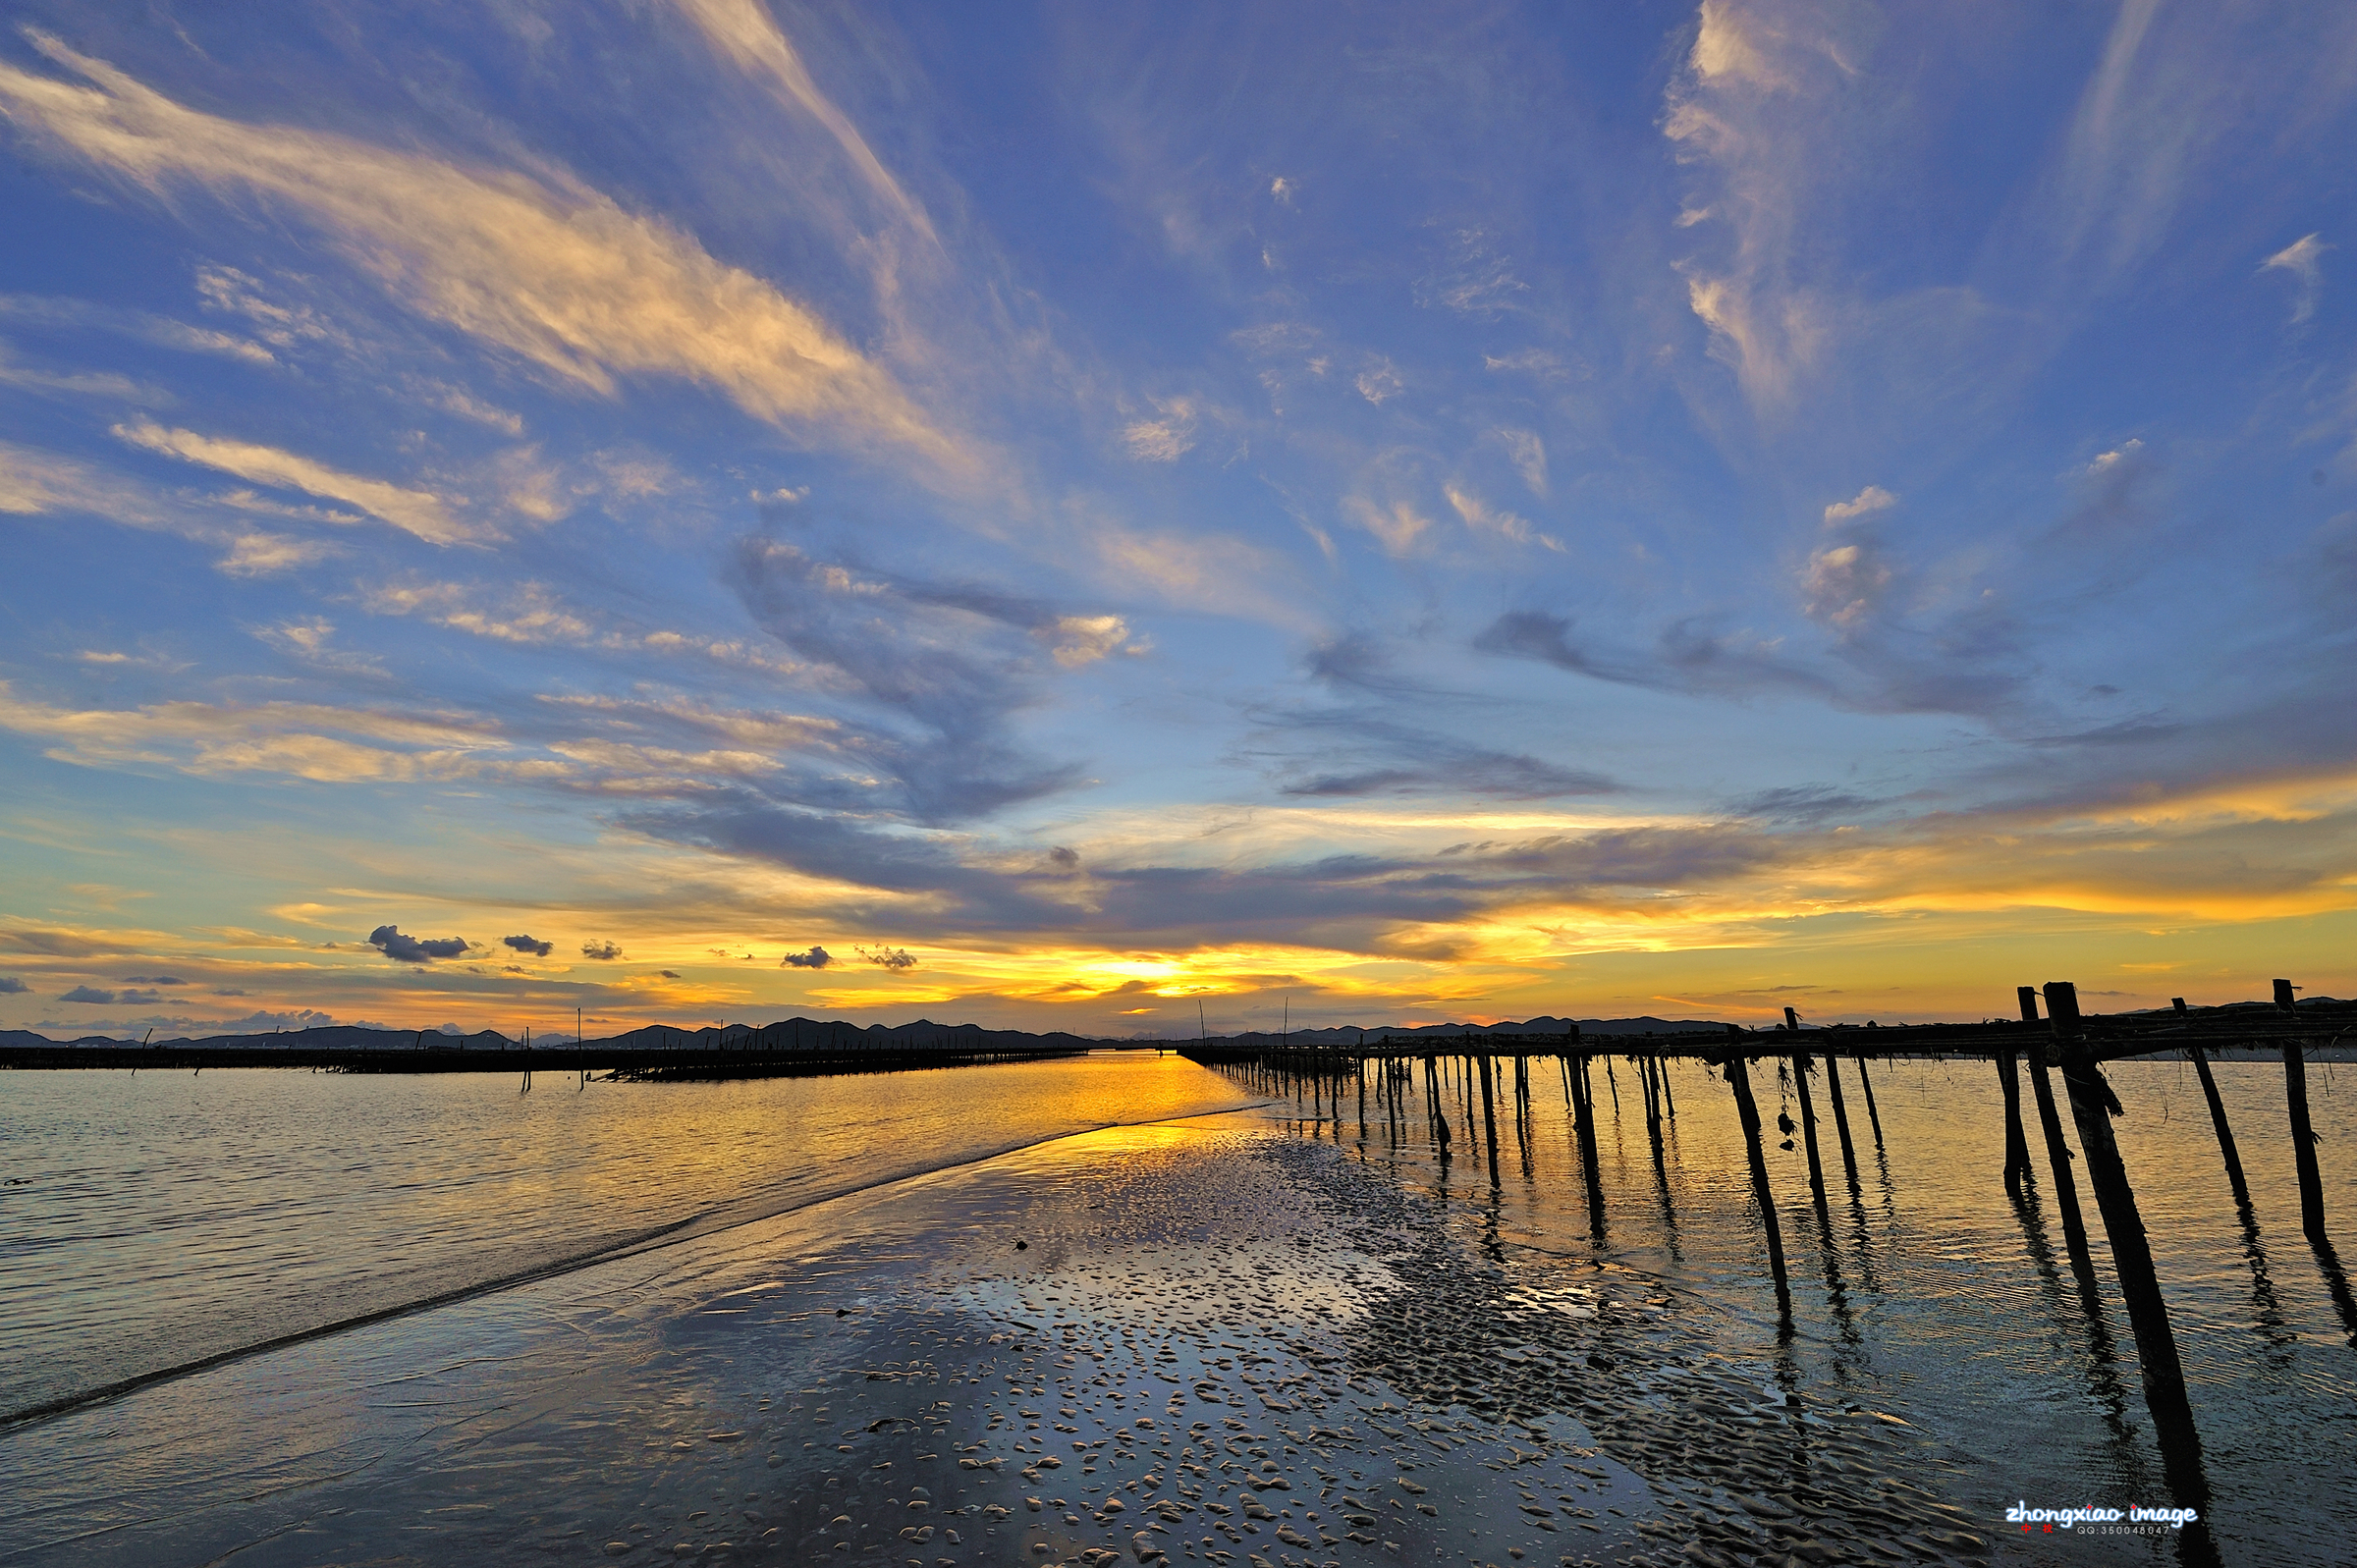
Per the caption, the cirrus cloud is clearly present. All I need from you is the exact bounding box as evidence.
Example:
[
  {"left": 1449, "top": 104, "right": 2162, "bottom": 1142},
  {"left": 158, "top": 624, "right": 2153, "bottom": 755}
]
[{"left": 0, "top": 35, "right": 970, "bottom": 479}]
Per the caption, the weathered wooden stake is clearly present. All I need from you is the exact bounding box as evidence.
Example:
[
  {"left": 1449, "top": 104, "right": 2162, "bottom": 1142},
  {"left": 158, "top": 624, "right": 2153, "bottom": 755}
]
[
  {"left": 1562, "top": 1029, "right": 1606, "bottom": 1233},
  {"left": 1659, "top": 1055, "right": 1676, "bottom": 1119},
  {"left": 1424, "top": 1054, "right": 1451, "bottom": 1155},
  {"left": 2177, "top": 998, "right": 2251, "bottom": 1207},
  {"left": 1722, "top": 1031, "right": 1793, "bottom": 1330},
  {"left": 2019, "top": 985, "right": 2099, "bottom": 1291},
  {"left": 1477, "top": 1052, "right": 1502, "bottom": 1187},
  {"left": 1853, "top": 1053, "right": 1885, "bottom": 1146},
  {"left": 2047, "top": 982, "right": 2208, "bottom": 1483},
  {"left": 1999, "top": 1048, "right": 2031, "bottom": 1195},
  {"left": 1640, "top": 1053, "right": 1669, "bottom": 1178},
  {"left": 1791, "top": 1051, "right": 1830, "bottom": 1219},
  {"left": 2275, "top": 979, "right": 2330, "bottom": 1242},
  {"left": 1820, "top": 1052, "right": 1860, "bottom": 1191}
]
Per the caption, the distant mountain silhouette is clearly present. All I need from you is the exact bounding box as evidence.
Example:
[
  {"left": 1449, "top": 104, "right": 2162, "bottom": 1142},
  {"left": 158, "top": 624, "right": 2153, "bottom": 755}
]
[{"left": 0, "top": 1012, "right": 1720, "bottom": 1052}]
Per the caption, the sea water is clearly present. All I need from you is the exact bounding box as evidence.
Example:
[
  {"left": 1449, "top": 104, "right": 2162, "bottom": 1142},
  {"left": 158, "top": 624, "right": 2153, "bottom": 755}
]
[
  {"left": 0, "top": 1051, "right": 1251, "bottom": 1421},
  {"left": 3, "top": 1050, "right": 2352, "bottom": 1563}
]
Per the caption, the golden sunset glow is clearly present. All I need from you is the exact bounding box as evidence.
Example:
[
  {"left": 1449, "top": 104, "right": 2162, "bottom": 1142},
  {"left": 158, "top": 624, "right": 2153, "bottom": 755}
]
[{"left": 4, "top": 3, "right": 2353, "bottom": 1040}]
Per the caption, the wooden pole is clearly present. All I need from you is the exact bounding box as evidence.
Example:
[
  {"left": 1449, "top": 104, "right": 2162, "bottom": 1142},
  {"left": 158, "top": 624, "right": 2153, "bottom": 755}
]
[
  {"left": 2019, "top": 985, "right": 2099, "bottom": 1291},
  {"left": 1658, "top": 1054, "right": 1676, "bottom": 1119},
  {"left": 2275, "top": 979, "right": 2330, "bottom": 1242},
  {"left": 1424, "top": 1054, "right": 1450, "bottom": 1156},
  {"left": 2177, "top": 998, "right": 2251, "bottom": 1206},
  {"left": 1820, "top": 1052, "right": 1860, "bottom": 1191},
  {"left": 2047, "top": 982, "right": 2209, "bottom": 1484},
  {"left": 1998, "top": 1047, "right": 2031, "bottom": 1195},
  {"left": 1790, "top": 1050, "right": 1830, "bottom": 1220},
  {"left": 1853, "top": 1053, "right": 1885, "bottom": 1146},
  {"left": 1477, "top": 1052, "right": 1502, "bottom": 1187},
  {"left": 1785, "top": 1005, "right": 1858, "bottom": 1188},
  {"left": 1566, "top": 1031, "right": 1605, "bottom": 1235},
  {"left": 1640, "top": 1053, "right": 1669, "bottom": 1180},
  {"left": 1722, "top": 1033, "right": 1793, "bottom": 1331}
]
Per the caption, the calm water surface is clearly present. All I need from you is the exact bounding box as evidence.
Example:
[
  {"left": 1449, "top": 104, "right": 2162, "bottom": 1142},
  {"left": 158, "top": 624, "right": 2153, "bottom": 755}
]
[
  {"left": 1275, "top": 1050, "right": 2357, "bottom": 1562},
  {"left": 0, "top": 1051, "right": 1253, "bottom": 1419},
  {"left": 3, "top": 1049, "right": 2353, "bottom": 1563}
]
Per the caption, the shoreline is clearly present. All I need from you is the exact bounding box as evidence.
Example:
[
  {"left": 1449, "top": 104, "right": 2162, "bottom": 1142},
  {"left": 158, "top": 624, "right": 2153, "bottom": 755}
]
[
  {"left": 10, "top": 1058, "right": 2352, "bottom": 1565},
  {"left": 0, "top": 1094, "right": 1278, "bottom": 1435},
  {"left": 6, "top": 1107, "right": 1986, "bottom": 1568}
]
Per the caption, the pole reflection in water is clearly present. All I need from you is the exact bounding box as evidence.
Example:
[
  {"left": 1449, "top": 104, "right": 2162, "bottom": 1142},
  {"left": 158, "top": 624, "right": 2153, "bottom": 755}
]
[
  {"left": 2, "top": 1051, "right": 2350, "bottom": 1566},
  {"left": 1225, "top": 1050, "right": 2353, "bottom": 1565}
]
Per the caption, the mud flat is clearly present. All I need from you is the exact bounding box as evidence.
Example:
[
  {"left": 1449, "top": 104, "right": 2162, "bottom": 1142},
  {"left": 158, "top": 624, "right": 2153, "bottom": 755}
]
[{"left": 3, "top": 1105, "right": 2001, "bottom": 1568}]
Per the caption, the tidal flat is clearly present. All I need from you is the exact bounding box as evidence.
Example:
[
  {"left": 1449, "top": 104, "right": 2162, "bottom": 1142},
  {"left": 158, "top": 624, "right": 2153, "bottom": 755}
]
[{"left": 2, "top": 1052, "right": 2351, "bottom": 1566}]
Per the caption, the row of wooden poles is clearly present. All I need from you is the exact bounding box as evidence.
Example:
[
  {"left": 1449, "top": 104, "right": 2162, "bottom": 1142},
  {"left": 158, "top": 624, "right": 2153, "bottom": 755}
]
[{"left": 1189, "top": 980, "right": 2346, "bottom": 1567}]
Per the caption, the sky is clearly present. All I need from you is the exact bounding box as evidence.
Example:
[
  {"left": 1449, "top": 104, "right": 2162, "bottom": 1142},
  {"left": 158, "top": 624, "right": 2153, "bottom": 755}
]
[{"left": 2, "top": 1, "right": 2355, "bottom": 1042}]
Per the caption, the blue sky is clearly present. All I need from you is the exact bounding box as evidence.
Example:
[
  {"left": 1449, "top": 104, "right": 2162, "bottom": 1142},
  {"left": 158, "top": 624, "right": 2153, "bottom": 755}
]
[{"left": 2, "top": 0, "right": 2354, "bottom": 1039}]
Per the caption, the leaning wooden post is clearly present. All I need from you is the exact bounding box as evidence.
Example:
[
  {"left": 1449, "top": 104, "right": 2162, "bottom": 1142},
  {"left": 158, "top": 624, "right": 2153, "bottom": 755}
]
[
  {"left": 1719, "top": 1026, "right": 1792, "bottom": 1330},
  {"left": 1998, "top": 1046, "right": 2031, "bottom": 1195},
  {"left": 1819, "top": 1052, "right": 1860, "bottom": 1191},
  {"left": 2275, "top": 979, "right": 2330, "bottom": 1243},
  {"left": 2019, "top": 985, "right": 2099, "bottom": 1288},
  {"left": 1790, "top": 1050, "right": 1830, "bottom": 1219},
  {"left": 2047, "top": 982, "right": 2208, "bottom": 1475},
  {"left": 1658, "top": 1054, "right": 1677, "bottom": 1119},
  {"left": 2177, "top": 998, "right": 2250, "bottom": 1207},
  {"left": 1639, "top": 1054, "right": 1669, "bottom": 1180},
  {"left": 1852, "top": 1051, "right": 1885, "bottom": 1146}
]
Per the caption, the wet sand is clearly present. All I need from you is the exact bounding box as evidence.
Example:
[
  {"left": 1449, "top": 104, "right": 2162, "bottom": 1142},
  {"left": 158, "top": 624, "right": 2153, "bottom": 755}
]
[{"left": 7, "top": 1102, "right": 2002, "bottom": 1567}]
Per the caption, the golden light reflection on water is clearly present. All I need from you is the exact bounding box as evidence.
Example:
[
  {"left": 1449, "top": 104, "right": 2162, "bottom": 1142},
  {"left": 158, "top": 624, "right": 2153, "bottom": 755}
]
[
  {"left": 0, "top": 1051, "right": 1253, "bottom": 1421},
  {"left": 1, "top": 1050, "right": 2350, "bottom": 1564}
]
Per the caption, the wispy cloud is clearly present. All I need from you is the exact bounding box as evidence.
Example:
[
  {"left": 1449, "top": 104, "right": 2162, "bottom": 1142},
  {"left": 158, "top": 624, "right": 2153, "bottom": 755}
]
[
  {"left": 1445, "top": 486, "right": 1563, "bottom": 553},
  {"left": 667, "top": 0, "right": 937, "bottom": 244},
  {"left": 1341, "top": 495, "right": 1431, "bottom": 557},
  {"left": 2261, "top": 233, "right": 2330, "bottom": 324},
  {"left": 1491, "top": 428, "right": 1547, "bottom": 498},
  {"left": 114, "top": 421, "right": 471, "bottom": 545},
  {"left": 0, "top": 291, "right": 275, "bottom": 364},
  {"left": 729, "top": 534, "right": 1149, "bottom": 820},
  {"left": 1122, "top": 397, "right": 1197, "bottom": 462},
  {"left": 0, "top": 35, "right": 968, "bottom": 477},
  {"left": 1, "top": 438, "right": 330, "bottom": 575}
]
